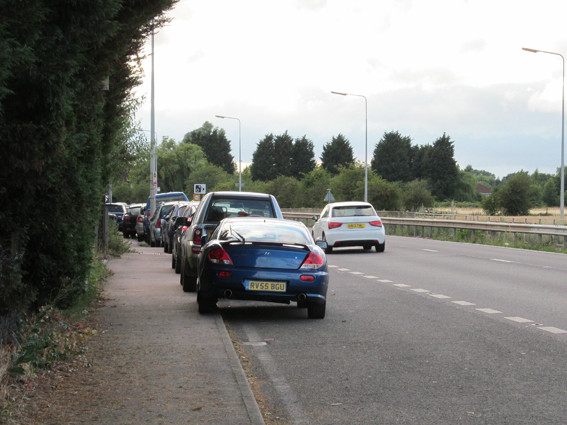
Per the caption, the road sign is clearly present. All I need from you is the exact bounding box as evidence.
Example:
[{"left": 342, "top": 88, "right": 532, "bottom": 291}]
[
  {"left": 193, "top": 194, "right": 201, "bottom": 202},
  {"left": 152, "top": 172, "right": 157, "bottom": 185},
  {"left": 194, "top": 184, "right": 206, "bottom": 194},
  {"left": 324, "top": 189, "right": 335, "bottom": 203}
]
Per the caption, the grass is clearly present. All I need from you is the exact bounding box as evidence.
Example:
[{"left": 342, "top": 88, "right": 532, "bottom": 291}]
[
  {"left": 0, "top": 227, "right": 131, "bottom": 423},
  {"left": 387, "top": 224, "right": 567, "bottom": 254}
]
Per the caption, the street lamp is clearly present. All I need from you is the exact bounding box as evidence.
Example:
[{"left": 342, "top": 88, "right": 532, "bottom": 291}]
[
  {"left": 522, "top": 47, "right": 565, "bottom": 219},
  {"left": 331, "top": 91, "right": 368, "bottom": 202},
  {"left": 215, "top": 115, "right": 242, "bottom": 191}
]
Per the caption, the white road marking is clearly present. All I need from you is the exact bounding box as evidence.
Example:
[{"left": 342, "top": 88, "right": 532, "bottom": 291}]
[
  {"left": 505, "top": 317, "right": 534, "bottom": 323},
  {"left": 349, "top": 271, "right": 364, "bottom": 275},
  {"left": 411, "top": 289, "right": 430, "bottom": 293},
  {"left": 491, "top": 259, "right": 514, "bottom": 263},
  {"left": 378, "top": 279, "right": 393, "bottom": 283},
  {"left": 476, "top": 308, "right": 502, "bottom": 314},
  {"left": 539, "top": 327, "right": 567, "bottom": 334},
  {"left": 338, "top": 268, "right": 350, "bottom": 271},
  {"left": 423, "top": 249, "right": 439, "bottom": 252},
  {"left": 452, "top": 301, "right": 476, "bottom": 306},
  {"left": 430, "top": 294, "right": 451, "bottom": 299},
  {"left": 364, "top": 275, "right": 378, "bottom": 279},
  {"left": 328, "top": 265, "right": 339, "bottom": 268},
  {"left": 394, "top": 284, "right": 411, "bottom": 288}
]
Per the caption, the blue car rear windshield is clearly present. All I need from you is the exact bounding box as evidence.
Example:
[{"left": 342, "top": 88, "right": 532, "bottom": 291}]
[{"left": 220, "top": 222, "right": 311, "bottom": 246}]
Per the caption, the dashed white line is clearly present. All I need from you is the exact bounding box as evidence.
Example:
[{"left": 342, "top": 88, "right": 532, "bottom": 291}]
[
  {"left": 491, "top": 259, "right": 514, "bottom": 263},
  {"left": 423, "top": 249, "right": 439, "bottom": 252},
  {"left": 378, "top": 279, "right": 393, "bottom": 283},
  {"left": 328, "top": 265, "right": 339, "bottom": 268},
  {"left": 363, "top": 275, "right": 378, "bottom": 279},
  {"left": 411, "top": 289, "right": 430, "bottom": 293},
  {"left": 393, "top": 284, "right": 411, "bottom": 288},
  {"left": 337, "top": 268, "right": 350, "bottom": 271},
  {"left": 452, "top": 301, "right": 476, "bottom": 306},
  {"left": 349, "top": 271, "right": 364, "bottom": 275},
  {"left": 539, "top": 327, "right": 567, "bottom": 334},
  {"left": 430, "top": 294, "right": 451, "bottom": 299},
  {"left": 505, "top": 317, "right": 534, "bottom": 323},
  {"left": 476, "top": 308, "right": 502, "bottom": 314}
]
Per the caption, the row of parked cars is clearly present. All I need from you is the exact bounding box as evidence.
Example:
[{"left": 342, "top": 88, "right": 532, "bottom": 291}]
[{"left": 136, "top": 190, "right": 386, "bottom": 319}]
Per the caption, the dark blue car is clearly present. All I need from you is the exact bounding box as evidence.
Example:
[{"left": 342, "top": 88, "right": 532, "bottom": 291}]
[{"left": 196, "top": 217, "right": 329, "bottom": 318}]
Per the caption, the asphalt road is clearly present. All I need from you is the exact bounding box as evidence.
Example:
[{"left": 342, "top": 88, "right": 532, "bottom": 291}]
[{"left": 221, "top": 236, "right": 567, "bottom": 424}]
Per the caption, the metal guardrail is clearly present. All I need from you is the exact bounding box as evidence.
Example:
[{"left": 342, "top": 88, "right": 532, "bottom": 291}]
[{"left": 281, "top": 212, "right": 567, "bottom": 243}]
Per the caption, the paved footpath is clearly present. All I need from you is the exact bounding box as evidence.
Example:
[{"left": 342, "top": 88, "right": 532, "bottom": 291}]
[{"left": 67, "top": 246, "right": 264, "bottom": 424}]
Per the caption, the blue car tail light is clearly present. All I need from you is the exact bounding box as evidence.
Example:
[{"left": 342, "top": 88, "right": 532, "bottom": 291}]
[
  {"left": 299, "top": 252, "right": 325, "bottom": 269},
  {"left": 208, "top": 247, "right": 233, "bottom": 265}
]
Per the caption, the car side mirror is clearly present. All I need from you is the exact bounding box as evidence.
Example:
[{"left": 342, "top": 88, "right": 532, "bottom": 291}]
[
  {"left": 175, "top": 216, "right": 186, "bottom": 227},
  {"left": 312, "top": 215, "right": 319, "bottom": 221},
  {"left": 315, "top": 239, "right": 327, "bottom": 250}
]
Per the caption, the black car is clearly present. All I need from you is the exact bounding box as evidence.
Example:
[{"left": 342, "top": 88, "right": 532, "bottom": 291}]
[
  {"left": 172, "top": 203, "right": 198, "bottom": 273},
  {"left": 105, "top": 203, "right": 128, "bottom": 232},
  {"left": 123, "top": 204, "right": 143, "bottom": 238}
]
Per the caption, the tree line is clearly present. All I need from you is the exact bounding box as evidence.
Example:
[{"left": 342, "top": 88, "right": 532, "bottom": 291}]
[{"left": 114, "top": 121, "right": 564, "bottom": 218}]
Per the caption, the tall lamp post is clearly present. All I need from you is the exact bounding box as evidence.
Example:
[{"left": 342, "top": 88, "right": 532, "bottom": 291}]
[
  {"left": 215, "top": 115, "right": 242, "bottom": 191},
  {"left": 522, "top": 47, "right": 565, "bottom": 219},
  {"left": 331, "top": 91, "right": 368, "bottom": 202}
]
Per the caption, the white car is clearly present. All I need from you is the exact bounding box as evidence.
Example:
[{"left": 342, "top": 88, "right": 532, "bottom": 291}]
[{"left": 312, "top": 202, "right": 386, "bottom": 253}]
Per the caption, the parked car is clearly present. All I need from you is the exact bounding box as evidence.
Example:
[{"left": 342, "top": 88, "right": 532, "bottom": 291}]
[
  {"left": 163, "top": 201, "right": 192, "bottom": 254},
  {"left": 196, "top": 217, "right": 329, "bottom": 318},
  {"left": 123, "top": 203, "right": 144, "bottom": 238},
  {"left": 148, "top": 201, "right": 178, "bottom": 247},
  {"left": 105, "top": 203, "right": 128, "bottom": 232},
  {"left": 172, "top": 202, "right": 198, "bottom": 273},
  {"left": 143, "top": 192, "right": 189, "bottom": 243},
  {"left": 312, "top": 201, "right": 386, "bottom": 254},
  {"left": 135, "top": 205, "right": 147, "bottom": 242},
  {"left": 179, "top": 191, "right": 283, "bottom": 292}
]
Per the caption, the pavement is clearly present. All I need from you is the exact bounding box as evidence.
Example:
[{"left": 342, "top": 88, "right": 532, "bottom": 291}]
[{"left": 82, "top": 244, "right": 265, "bottom": 425}]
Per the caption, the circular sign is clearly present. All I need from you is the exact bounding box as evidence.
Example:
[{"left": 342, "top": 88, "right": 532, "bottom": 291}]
[{"left": 193, "top": 194, "right": 201, "bottom": 202}]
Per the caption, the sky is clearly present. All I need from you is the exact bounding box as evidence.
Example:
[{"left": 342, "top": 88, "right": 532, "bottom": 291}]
[{"left": 134, "top": 0, "right": 567, "bottom": 179}]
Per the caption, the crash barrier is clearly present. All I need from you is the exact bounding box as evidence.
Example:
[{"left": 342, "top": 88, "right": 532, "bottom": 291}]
[{"left": 281, "top": 210, "right": 567, "bottom": 247}]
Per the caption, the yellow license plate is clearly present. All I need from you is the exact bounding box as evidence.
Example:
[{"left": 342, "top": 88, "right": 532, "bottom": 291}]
[
  {"left": 245, "top": 280, "right": 286, "bottom": 292},
  {"left": 347, "top": 223, "right": 365, "bottom": 229}
]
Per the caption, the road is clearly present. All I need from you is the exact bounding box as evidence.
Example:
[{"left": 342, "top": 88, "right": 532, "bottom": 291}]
[{"left": 221, "top": 236, "right": 567, "bottom": 424}]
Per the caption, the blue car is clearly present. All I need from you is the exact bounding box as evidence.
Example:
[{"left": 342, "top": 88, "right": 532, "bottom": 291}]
[{"left": 196, "top": 217, "right": 329, "bottom": 318}]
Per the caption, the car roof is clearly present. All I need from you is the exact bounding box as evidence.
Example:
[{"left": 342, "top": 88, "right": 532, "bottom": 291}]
[
  {"left": 327, "top": 201, "right": 373, "bottom": 208},
  {"left": 221, "top": 217, "right": 306, "bottom": 228},
  {"left": 209, "top": 191, "right": 273, "bottom": 199}
]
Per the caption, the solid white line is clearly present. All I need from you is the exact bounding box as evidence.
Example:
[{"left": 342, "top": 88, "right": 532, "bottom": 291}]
[
  {"left": 505, "top": 317, "right": 534, "bottom": 323},
  {"left": 539, "top": 326, "right": 567, "bottom": 334},
  {"left": 476, "top": 308, "right": 502, "bottom": 314},
  {"left": 452, "top": 301, "right": 476, "bottom": 306}
]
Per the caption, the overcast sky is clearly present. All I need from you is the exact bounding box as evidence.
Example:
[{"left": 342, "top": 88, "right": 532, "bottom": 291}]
[{"left": 134, "top": 0, "right": 567, "bottom": 179}]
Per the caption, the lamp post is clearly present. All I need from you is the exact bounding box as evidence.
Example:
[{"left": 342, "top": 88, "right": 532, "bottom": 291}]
[
  {"left": 522, "top": 47, "right": 565, "bottom": 219},
  {"left": 149, "top": 27, "right": 157, "bottom": 216},
  {"left": 215, "top": 115, "right": 242, "bottom": 191},
  {"left": 331, "top": 91, "right": 368, "bottom": 202}
]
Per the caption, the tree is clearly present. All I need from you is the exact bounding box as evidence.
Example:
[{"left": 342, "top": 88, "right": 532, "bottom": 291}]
[
  {"left": 291, "top": 135, "right": 316, "bottom": 178},
  {"left": 497, "top": 172, "right": 533, "bottom": 216},
  {"left": 402, "top": 180, "right": 435, "bottom": 211},
  {"left": 183, "top": 122, "right": 235, "bottom": 174},
  {"left": 0, "top": 0, "right": 177, "bottom": 311},
  {"left": 274, "top": 132, "right": 294, "bottom": 177},
  {"left": 543, "top": 178, "right": 560, "bottom": 207},
  {"left": 298, "top": 167, "right": 332, "bottom": 208},
  {"left": 371, "top": 131, "right": 413, "bottom": 182},
  {"left": 251, "top": 134, "right": 276, "bottom": 181},
  {"left": 421, "top": 133, "right": 459, "bottom": 200},
  {"left": 454, "top": 169, "right": 482, "bottom": 202},
  {"left": 367, "top": 175, "right": 402, "bottom": 211},
  {"left": 321, "top": 134, "right": 354, "bottom": 175}
]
